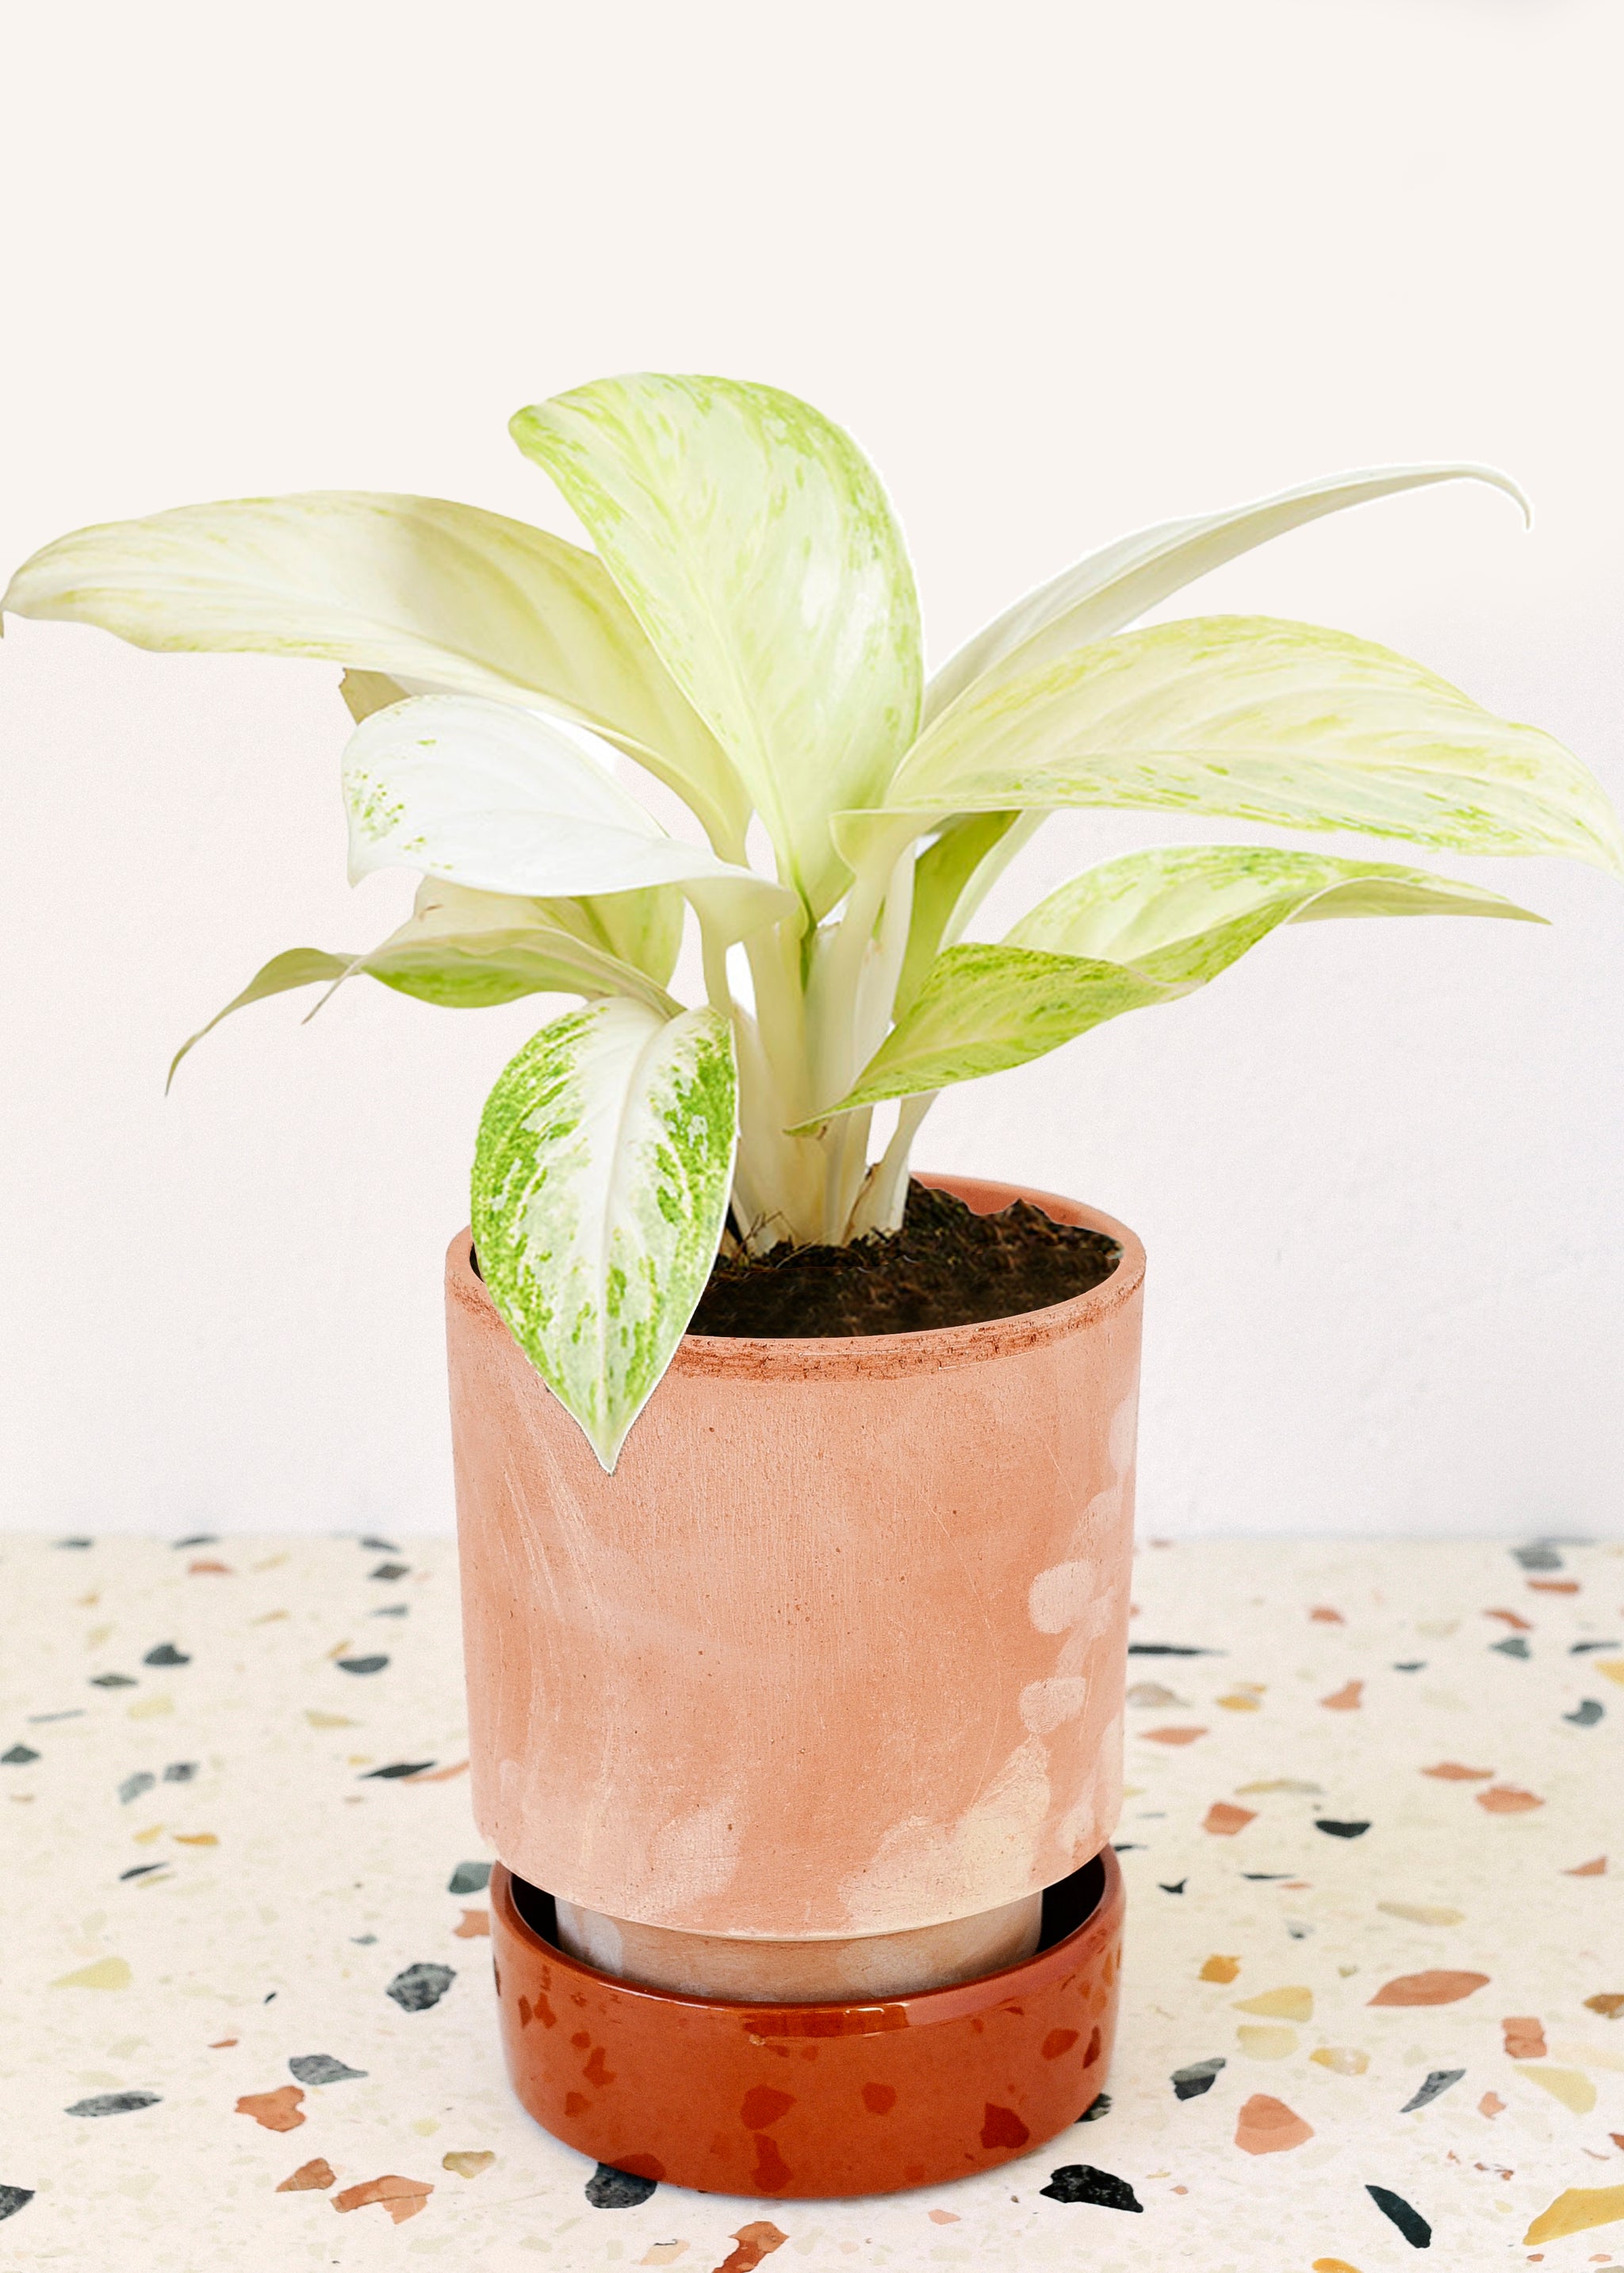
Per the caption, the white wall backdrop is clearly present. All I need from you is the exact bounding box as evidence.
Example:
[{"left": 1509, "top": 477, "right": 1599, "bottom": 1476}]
[{"left": 2, "top": 0, "right": 1620, "bottom": 1539}]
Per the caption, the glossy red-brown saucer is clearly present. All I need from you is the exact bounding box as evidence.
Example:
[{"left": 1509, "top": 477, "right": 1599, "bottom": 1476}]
[{"left": 489, "top": 1849, "right": 1122, "bottom": 2199}]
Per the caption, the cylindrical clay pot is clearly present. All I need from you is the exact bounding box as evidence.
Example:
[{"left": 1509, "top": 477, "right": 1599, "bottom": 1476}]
[{"left": 446, "top": 1176, "right": 1145, "bottom": 1979}]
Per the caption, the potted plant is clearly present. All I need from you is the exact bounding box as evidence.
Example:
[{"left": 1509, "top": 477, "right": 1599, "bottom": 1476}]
[{"left": 7, "top": 374, "right": 1619, "bottom": 2198}]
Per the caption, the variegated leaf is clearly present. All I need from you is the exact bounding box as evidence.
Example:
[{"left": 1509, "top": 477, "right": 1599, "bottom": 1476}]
[
  {"left": 810, "top": 846, "right": 1545, "bottom": 1120},
  {"left": 925, "top": 462, "right": 1526, "bottom": 721},
  {"left": 167, "top": 880, "right": 676, "bottom": 1086},
  {"left": 884, "top": 616, "right": 1624, "bottom": 875},
  {"left": 1007, "top": 845, "right": 1545, "bottom": 968},
  {"left": 342, "top": 693, "right": 795, "bottom": 941},
  {"left": 511, "top": 374, "right": 921, "bottom": 918},
  {"left": 892, "top": 811, "right": 1034, "bottom": 1020},
  {"left": 3, "top": 493, "right": 749, "bottom": 849},
  {"left": 472, "top": 999, "right": 737, "bottom": 1469}
]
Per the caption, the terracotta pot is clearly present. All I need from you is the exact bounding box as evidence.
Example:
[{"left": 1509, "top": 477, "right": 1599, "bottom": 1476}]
[
  {"left": 488, "top": 1848, "right": 1124, "bottom": 2198},
  {"left": 446, "top": 1175, "right": 1145, "bottom": 1976}
]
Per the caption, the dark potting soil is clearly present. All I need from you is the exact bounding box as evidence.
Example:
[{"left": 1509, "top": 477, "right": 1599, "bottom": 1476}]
[{"left": 687, "top": 1181, "right": 1120, "bottom": 1340}]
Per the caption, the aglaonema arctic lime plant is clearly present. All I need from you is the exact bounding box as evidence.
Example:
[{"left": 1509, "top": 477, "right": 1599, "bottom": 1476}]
[{"left": 7, "top": 375, "right": 1622, "bottom": 1466}]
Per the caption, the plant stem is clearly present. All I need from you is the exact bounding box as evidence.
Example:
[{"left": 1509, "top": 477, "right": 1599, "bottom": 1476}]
[{"left": 848, "top": 1092, "right": 936, "bottom": 1238}]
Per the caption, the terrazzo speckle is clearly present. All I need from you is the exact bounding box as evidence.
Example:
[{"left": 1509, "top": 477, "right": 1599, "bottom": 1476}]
[{"left": 0, "top": 1533, "right": 1619, "bottom": 2268}]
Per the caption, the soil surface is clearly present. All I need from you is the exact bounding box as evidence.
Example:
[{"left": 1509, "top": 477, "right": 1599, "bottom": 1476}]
[{"left": 688, "top": 1181, "right": 1120, "bottom": 1339}]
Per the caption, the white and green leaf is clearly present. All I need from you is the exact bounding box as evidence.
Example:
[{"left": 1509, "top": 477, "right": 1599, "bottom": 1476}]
[
  {"left": 167, "top": 879, "right": 679, "bottom": 1086},
  {"left": 342, "top": 693, "right": 796, "bottom": 940},
  {"left": 472, "top": 999, "right": 737, "bottom": 1470},
  {"left": 2, "top": 492, "right": 749, "bottom": 851},
  {"left": 884, "top": 615, "right": 1624, "bottom": 874},
  {"left": 810, "top": 845, "right": 1545, "bottom": 1119},
  {"left": 891, "top": 811, "right": 1039, "bottom": 1020},
  {"left": 511, "top": 374, "right": 922, "bottom": 918},
  {"left": 925, "top": 462, "right": 1527, "bottom": 722},
  {"left": 1007, "top": 844, "right": 1545, "bottom": 967}
]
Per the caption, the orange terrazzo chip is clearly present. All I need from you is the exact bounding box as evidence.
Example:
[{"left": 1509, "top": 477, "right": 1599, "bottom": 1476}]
[
  {"left": 1369, "top": 1969, "right": 1489, "bottom": 2007},
  {"left": 1234, "top": 2092, "right": 1313, "bottom": 2154},
  {"left": 1477, "top": 1785, "right": 1543, "bottom": 1815},
  {"left": 331, "top": 2175, "right": 435, "bottom": 2225},
  {"left": 1503, "top": 2016, "right": 1548, "bottom": 2059},
  {"left": 1203, "top": 1802, "right": 1256, "bottom": 1837},
  {"left": 236, "top": 2086, "right": 305, "bottom": 2132},
  {"left": 276, "top": 2158, "right": 335, "bottom": 2192}
]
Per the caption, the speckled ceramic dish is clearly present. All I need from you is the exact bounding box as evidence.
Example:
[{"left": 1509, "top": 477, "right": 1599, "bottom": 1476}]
[{"left": 488, "top": 1848, "right": 1123, "bottom": 2198}]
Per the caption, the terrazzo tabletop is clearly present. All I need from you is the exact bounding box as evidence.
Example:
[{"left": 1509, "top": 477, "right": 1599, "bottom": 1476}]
[{"left": 1, "top": 1533, "right": 1620, "bottom": 2272}]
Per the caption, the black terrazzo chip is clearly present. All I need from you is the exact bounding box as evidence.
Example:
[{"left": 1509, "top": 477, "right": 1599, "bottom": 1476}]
[
  {"left": 585, "top": 2164, "right": 659, "bottom": 2208},
  {"left": 2, "top": 1744, "right": 40, "bottom": 1765},
  {"left": 1040, "top": 2164, "right": 1143, "bottom": 2211},
  {"left": 1400, "top": 2068, "right": 1464, "bottom": 2113},
  {"left": 143, "top": 1644, "right": 190, "bottom": 1667},
  {"left": 65, "top": 2091, "right": 160, "bottom": 2118},
  {"left": 1491, "top": 1635, "right": 1531, "bottom": 1660},
  {"left": 386, "top": 1961, "right": 455, "bottom": 2012},
  {"left": 1076, "top": 2092, "right": 1112, "bottom": 2122},
  {"left": 370, "top": 1562, "right": 410, "bottom": 1581},
  {"left": 448, "top": 1861, "right": 492, "bottom": 1895},
  {"left": 117, "top": 1772, "right": 155, "bottom": 1803},
  {"left": 1315, "top": 1819, "right": 1370, "bottom": 1839},
  {"left": 361, "top": 1761, "right": 435, "bottom": 1780},
  {"left": 336, "top": 1655, "right": 390, "bottom": 1676},
  {"left": 1511, "top": 1542, "right": 1562, "bottom": 1571},
  {"left": 1367, "top": 2183, "right": 1432, "bottom": 2247},
  {"left": 1172, "top": 2057, "right": 1225, "bottom": 2100},
  {"left": 163, "top": 1761, "right": 197, "bottom": 1783},
  {"left": 1565, "top": 1700, "right": 1604, "bottom": 1727},
  {"left": 0, "top": 2186, "right": 34, "bottom": 2221},
  {"left": 90, "top": 1673, "right": 137, "bottom": 1689},
  {"left": 289, "top": 2054, "right": 367, "bottom": 2085}
]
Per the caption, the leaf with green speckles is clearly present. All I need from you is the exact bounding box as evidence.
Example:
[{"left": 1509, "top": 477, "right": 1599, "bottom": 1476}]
[
  {"left": 2, "top": 493, "right": 749, "bottom": 853},
  {"left": 874, "top": 615, "right": 1624, "bottom": 876},
  {"left": 804, "top": 846, "right": 1544, "bottom": 1119},
  {"left": 511, "top": 374, "right": 921, "bottom": 920},
  {"left": 167, "top": 880, "right": 680, "bottom": 1087},
  {"left": 341, "top": 694, "right": 794, "bottom": 941},
  {"left": 472, "top": 999, "right": 737, "bottom": 1470}
]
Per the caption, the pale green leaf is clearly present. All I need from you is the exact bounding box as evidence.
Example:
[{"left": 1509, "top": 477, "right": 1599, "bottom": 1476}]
[
  {"left": 511, "top": 374, "right": 922, "bottom": 918},
  {"left": 1008, "top": 845, "right": 1545, "bottom": 970},
  {"left": 472, "top": 999, "right": 737, "bottom": 1470},
  {"left": 342, "top": 693, "right": 795, "bottom": 940},
  {"left": 892, "top": 812, "right": 1026, "bottom": 1020},
  {"left": 166, "top": 880, "right": 678, "bottom": 1086},
  {"left": 925, "top": 463, "right": 1527, "bottom": 723},
  {"left": 810, "top": 845, "right": 1547, "bottom": 1121},
  {"left": 3, "top": 492, "right": 749, "bottom": 850},
  {"left": 168, "top": 949, "right": 352, "bottom": 1087},
  {"left": 805, "top": 942, "right": 1182, "bottom": 1119},
  {"left": 885, "top": 615, "right": 1624, "bottom": 875},
  {"left": 535, "top": 883, "right": 684, "bottom": 990}
]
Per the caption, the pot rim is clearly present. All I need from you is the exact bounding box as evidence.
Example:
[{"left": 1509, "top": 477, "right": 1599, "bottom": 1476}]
[
  {"left": 489, "top": 1846, "right": 1123, "bottom": 2029},
  {"left": 448, "top": 1171, "right": 1145, "bottom": 1385}
]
